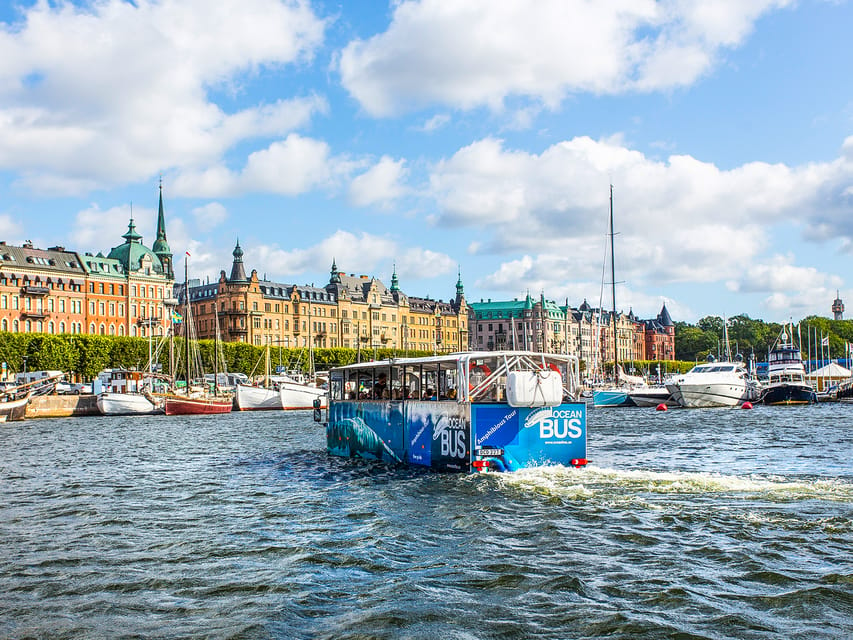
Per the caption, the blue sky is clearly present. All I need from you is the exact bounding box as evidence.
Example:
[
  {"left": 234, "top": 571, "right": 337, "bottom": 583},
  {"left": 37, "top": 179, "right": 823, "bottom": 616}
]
[{"left": 1, "top": 0, "right": 851, "bottom": 324}]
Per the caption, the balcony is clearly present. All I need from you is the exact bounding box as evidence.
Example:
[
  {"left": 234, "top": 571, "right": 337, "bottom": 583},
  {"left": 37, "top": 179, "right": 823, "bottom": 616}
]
[
  {"left": 21, "top": 310, "right": 49, "bottom": 319},
  {"left": 21, "top": 286, "right": 49, "bottom": 296}
]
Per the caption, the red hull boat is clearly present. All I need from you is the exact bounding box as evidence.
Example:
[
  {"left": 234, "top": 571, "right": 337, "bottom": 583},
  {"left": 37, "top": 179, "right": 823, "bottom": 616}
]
[{"left": 163, "top": 395, "right": 233, "bottom": 415}]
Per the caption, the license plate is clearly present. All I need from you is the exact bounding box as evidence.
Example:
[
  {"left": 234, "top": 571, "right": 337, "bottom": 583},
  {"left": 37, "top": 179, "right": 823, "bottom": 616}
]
[{"left": 476, "top": 447, "right": 504, "bottom": 457}]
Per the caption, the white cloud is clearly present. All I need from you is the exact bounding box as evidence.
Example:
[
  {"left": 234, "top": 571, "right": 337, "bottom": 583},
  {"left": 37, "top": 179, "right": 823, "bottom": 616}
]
[
  {"left": 338, "top": 0, "right": 791, "bottom": 116},
  {"left": 172, "top": 134, "right": 351, "bottom": 197},
  {"left": 396, "top": 248, "right": 455, "bottom": 281},
  {"left": 70, "top": 203, "right": 157, "bottom": 254},
  {"left": 191, "top": 203, "right": 228, "bottom": 228},
  {"left": 0, "top": 0, "right": 327, "bottom": 192},
  {"left": 249, "top": 230, "right": 398, "bottom": 278},
  {"left": 0, "top": 214, "right": 24, "bottom": 241},
  {"left": 348, "top": 156, "right": 408, "bottom": 208},
  {"left": 426, "top": 135, "right": 853, "bottom": 296}
]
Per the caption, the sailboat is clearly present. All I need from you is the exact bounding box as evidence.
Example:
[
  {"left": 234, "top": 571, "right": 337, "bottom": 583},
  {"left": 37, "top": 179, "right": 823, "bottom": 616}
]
[
  {"left": 163, "top": 256, "right": 233, "bottom": 415},
  {"left": 235, "top": 344, "right": 281, "bottom": 410},
  {"left": 592, "top": 186, "right": 637, "bottom": 407}
]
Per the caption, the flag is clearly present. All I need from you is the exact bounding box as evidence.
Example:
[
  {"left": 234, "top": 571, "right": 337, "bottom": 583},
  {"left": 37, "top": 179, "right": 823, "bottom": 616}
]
[
  {"left": 821, "top": 336, "right": 829, "bottom": 347},
  {"left": 186, "top": 251, "right": 191, "bottom": 257},
  {"left": 171, "top": 311, "right": 183, "bottom": 324}
]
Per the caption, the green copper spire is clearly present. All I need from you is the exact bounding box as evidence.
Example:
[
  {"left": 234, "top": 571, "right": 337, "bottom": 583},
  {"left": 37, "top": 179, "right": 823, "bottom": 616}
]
[
  {"left": 455, "top": 267, "right": 464, "bottom": 297},
  {"left": 122, "top": 217, "right": 143, "bottom": 243},
  {"left": 152, "top": 179, "right": 173, "bottom": 279},
  {"left": 330, "top": 258, "right": 341, "bottom": 284},
  {"left": 390, "top": 262, "right": 399, "bottom": 292}
]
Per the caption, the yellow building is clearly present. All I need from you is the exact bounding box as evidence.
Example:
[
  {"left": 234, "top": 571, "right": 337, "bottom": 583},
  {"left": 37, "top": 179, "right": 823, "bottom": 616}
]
[{"left": 188, "top": 243, "right": 468, "bottom": 355}]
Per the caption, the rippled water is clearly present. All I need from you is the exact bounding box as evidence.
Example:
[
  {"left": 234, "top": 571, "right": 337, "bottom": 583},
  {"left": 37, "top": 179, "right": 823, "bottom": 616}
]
[{"left": 1, "top": 404, "right": 851, "bottom": 639}]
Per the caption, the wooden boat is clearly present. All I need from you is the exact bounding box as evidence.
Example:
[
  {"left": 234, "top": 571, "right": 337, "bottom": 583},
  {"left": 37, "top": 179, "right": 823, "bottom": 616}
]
[
  {"left": 96, "top": 369, "right": 166, "bottom": 415},
  {"left": 0, "top": 392, "right": 32, "bottom": 422},
  {"left": 318, "top": 351, "right": 587, "bottom": 473},
  {"left": 163, "top": 392, "right": 233, "bottom": 415},
  {"left": 163, "top": 256, "right": 232, "bottom": 416}
]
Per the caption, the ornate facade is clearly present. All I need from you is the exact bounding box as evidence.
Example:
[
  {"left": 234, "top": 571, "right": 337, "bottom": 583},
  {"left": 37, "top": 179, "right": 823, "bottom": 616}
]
[
  {"left": 469, "top": 297, "right": 675, "bottom": 369},
  {"left": 187, "top": 246, "right": 469, "bottom": 354},
  {"left": 0, "top": 186, "right": 174, "bottom": 342}
]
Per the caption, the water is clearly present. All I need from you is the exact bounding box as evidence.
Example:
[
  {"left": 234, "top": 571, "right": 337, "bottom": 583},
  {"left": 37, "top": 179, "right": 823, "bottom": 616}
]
[{"left": 1, "top": 405, "right": 851, "bottom": 639}]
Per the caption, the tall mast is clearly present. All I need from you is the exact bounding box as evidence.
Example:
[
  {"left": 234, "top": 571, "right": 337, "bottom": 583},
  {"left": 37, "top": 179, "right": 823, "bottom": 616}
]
[
  {"left": 184, "top": 256, "right": 190, "bottom": 391},
  {"left": 610, "top": 185, "right": 619, "bottom": 385}
]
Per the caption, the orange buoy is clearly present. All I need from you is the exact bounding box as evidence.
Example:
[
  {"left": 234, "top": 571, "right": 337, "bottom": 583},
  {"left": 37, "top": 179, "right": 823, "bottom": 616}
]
[
  {"left": 656, "top": 403, "right": 668, "bottom": 411},
  {"left": 742, "top": 401, "right": 753, "bottom": 409}
]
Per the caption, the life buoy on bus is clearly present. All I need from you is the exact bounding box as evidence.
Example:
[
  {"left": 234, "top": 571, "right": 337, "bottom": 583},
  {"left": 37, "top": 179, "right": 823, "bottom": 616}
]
[
  {"left": 542, "top": 363, "right": 560, "bottom": 374},
  {"left": 468, "top": 361, "right": 492, "bottom": 391}
]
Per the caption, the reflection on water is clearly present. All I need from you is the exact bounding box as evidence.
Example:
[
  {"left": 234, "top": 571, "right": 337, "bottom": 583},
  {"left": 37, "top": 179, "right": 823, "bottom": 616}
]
[{"left": 1, "top": 406, "right": 851, "bottom": 639}]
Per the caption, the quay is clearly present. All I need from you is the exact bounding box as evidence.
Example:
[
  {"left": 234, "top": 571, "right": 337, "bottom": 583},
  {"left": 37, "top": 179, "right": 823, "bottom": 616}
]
[{"left": 25, "top": 395, "right": 99, "bottom": 419}]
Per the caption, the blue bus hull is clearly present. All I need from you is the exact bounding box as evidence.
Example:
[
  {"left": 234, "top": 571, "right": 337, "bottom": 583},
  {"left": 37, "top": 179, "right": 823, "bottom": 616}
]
[{"left": 326, "top": 400, "right": 587, "bottom": 472}]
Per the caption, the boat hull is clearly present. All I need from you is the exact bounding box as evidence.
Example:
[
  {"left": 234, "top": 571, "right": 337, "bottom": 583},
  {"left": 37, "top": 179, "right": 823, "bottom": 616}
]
[
  {"left": 628, "top": 387, "right": 673, "bottom": 407},
  {"left": 0, "top": 394, "right": 30, "bottom": 421},
  {"left": 761, "top": 383, "right": 816, "bottom": 406},
  {"left": 235, "top": 384, "right": 282, "bottom": 411},
  {"left": 592, "top": 389, "right": 635, "bottom": 407},
  {"left": 279, "top": 381, "right": 327, "bottom": 410},
  {"left": 163, "top": 395, "right": 233, "bottom": 415},
  {"left": 667, "top": 382, "right": 749, "bottom": 408},
  {"left": 97, "top": 392, "right": 163, "bottom": 415}
]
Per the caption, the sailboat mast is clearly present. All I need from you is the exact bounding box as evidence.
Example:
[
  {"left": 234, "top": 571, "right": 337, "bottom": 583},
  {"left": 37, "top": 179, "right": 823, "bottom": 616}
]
[
  {"left": 610, "top": 185, "right": 619, "bottom": 385},
  {"left": 184, "top": 256, "right": 190, "bottom": 391}
]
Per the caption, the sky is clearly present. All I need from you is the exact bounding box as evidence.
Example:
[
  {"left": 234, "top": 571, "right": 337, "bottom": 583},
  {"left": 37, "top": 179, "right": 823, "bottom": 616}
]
[{"left": 0, "top": 0, "right": 852, "bottom": 325}]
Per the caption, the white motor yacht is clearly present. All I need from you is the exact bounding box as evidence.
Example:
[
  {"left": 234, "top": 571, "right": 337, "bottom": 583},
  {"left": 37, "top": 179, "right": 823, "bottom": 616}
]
[{"left": 667, "top": 358, "right": 759, "bottom": 408}]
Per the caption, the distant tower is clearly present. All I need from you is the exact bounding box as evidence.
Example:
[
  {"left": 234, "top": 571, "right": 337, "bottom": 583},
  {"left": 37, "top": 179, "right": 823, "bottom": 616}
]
[
  {"left": 832, "top": 291, "right": 844, "bottom": 320},
  {"left": 152, "top": 180, "right": 174, "bottom": 279},
  {"left": 229, "top": 239, "right": 247, "bottom": 282}
]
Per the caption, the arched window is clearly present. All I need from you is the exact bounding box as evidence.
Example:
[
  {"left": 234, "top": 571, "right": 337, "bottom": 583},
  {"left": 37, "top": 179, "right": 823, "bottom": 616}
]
[
  {"left": 89, "top": 322, "right": 95, "bottom": 334},
  {"left": 1, "top": 319, "right": 7, "bottom": 331},
  {"left": 109, "top": 324, "right": 116, "bottom": 336},
  {"left": 99, "top": 323, "right": 106, "bottom": 335},
  {"left": 59, "top": 321, "right": 66, "bottom": 333},
  {"left": 119, "top": 325, "right": 125, "bottom": 336},
  {"left": 12, "top": 319, "right": 19, "bottom": 332},
  {"left": 48, "top": 321, "right": 55, "bottom": 334},
  {"left": 131, "top": 325, "right": 137, "bottom": 337}
]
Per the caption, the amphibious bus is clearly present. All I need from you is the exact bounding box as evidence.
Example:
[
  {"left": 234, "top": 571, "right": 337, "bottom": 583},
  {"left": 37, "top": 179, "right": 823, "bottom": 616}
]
[{"left": 315, "top": 351, "right": 587, "bottom": 473}]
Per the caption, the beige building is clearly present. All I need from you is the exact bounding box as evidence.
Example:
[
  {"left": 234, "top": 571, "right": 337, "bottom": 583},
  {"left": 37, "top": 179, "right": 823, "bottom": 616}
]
[{"left": 187, "top": 244, "right": 469, "bottom": 355}]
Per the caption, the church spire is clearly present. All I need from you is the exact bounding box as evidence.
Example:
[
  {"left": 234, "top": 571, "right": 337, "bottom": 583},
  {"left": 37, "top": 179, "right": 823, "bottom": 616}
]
[{"left": 152, "top": 179, "right": 173, "bottom": 279}]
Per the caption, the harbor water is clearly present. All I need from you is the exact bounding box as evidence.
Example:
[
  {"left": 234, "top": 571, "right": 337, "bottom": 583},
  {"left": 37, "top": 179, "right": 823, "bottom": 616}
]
[{"left": 1, "top": 405, "right": 851, "bottom": 639}]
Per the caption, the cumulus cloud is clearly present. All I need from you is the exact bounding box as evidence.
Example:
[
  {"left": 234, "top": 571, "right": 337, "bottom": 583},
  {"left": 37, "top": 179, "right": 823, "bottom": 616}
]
[
  {"left": 0, "top": 213, "right": 24, "bottom": 242},
  {"left": 191, "top": 203, "right": 228, "bottom": 228},
  {"left": 0, "top": 0, "right": 327, "bottom": 192},
  {"left": 338, "top": 0, "right": 791, "bottom": 116},
  {"left": 428, "top": 135, "right": 853, "bottom": 297},
  {"left": 172, "top": 134, "right": 352, "bottom": 197},
  {"left": 348, "top": 156, "right": 408, "bottom": 208}
]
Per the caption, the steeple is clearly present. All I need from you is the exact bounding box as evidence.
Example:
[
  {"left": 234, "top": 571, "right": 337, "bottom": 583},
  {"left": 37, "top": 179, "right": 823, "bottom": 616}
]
[
  {"left": 152, "top": 180, "right": 173, "bottom": 279},
  {"left": 390, "top": 263, "right": 399, "bottom": 292},
  {"left": 455, "top": 267, "right": 464, "bottom": 301},
  {"left": 330, "top": 258, "right": 341, "bottom": 285},
  {"left": 229, "top": 238, "right": 247, "bottom": 282}
]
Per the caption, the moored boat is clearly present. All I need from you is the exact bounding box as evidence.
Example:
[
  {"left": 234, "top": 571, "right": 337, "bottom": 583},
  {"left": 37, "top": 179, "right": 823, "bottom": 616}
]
[
  {"left": 760, "top": 324, "right": 816, "bottom": 406},
  {"left": 95, "top": 369, "right": 166, "bottom": 416},
  {"left": 627, "top": 385, "right": 673, "bottom": 407},
  {"left": 163, "top": 392, "right": 233, "bottom": 415},
  {"left": 666, "top": 357, "right": 759, "bottom": 408},
  {"left": 318, "top": 351, "right": 587, "bottom": 473},
  {"left": 0, "top": 392, "right": 31, "bottom": 422}
]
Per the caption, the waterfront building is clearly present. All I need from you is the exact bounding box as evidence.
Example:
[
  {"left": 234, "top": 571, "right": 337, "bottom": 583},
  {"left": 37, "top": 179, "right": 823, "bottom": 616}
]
[
  {"left": 0, "top": 186, "right": 174, "bottom": 340},
  {"left": 469, "top": 297, "right": 674, "bottom": 371},
  {"left": 187, "top": 246, "right": 468, "bottom": 354}
]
